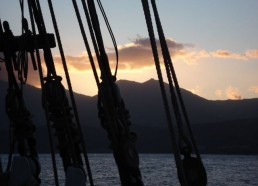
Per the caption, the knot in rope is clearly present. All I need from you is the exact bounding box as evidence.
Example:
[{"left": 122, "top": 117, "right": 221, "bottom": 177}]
[{"left": 42, "top": 76, "right": 67, "bottom": 111}]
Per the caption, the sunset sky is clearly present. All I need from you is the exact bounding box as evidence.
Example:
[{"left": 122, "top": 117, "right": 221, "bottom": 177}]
[{"left": 1, "top": 0, "right": 258, "bottom": 100}]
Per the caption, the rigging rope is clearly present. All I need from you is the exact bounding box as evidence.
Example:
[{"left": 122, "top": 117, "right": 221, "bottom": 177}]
[
  {"left": 27, "top": 0, "right": 60, "bottom": 185},
  {"left": 31, "top": 0, "right": 57, "bottom": 77},
  {"left": 17, "top": 0, "right": 28, "bottom": 84},
  {"left": 32, "top": 0, "right": 81, "bottom": 169},
  {"left": 1, "top": 14, "right": 41, "bottom": 185},
  {"left": 71, "top": 0, "right": 100, "bottom": 86},
  {"left": 33, "top": 0, "right": 78, "bottom": 167},
  {"left": 150, "top": 0, "right": 204, "bottom": 162},
  {"left": 96, "top": 0, "right": 119, "bottom": 77},
  {"left": 84, "top": 0, "right": 144, "bottom": 185},
  {"left": 142, "top": 1, "right": 207, "bottom": 185},
  {"left": 140, "top": 1, "right": 188, "bottom": 185},
  {"left": 47, "top": 0, "right": 94, "bottom": 185},
  {"left": 28, "top": 1, "right": 97, "bottom": 185},
  {"left": 150, "top": 1, "right": 207, "bottom": 185},
  {"left": 149, "top": 0, "right": 190, "bottom": 153}
]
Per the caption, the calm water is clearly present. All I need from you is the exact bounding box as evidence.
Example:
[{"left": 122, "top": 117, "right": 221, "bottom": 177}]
[{"left": 1, "top": 154, "right": 258, "bottom": 185}]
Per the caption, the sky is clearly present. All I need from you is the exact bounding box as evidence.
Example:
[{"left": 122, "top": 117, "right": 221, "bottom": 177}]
[{"left": 0, "top": 0, "right": 258, "bottom": 100}]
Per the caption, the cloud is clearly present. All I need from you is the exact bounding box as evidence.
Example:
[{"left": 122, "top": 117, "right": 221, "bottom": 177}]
[
  {"left": 176, "top": 49, "right": 211, "bottom": 65},
  {"left": 245, "top": 49, "right": 258, "bottom": 59},
  {"left": 53, "top": 53, "right": 91, "bottom": 72},
  {"left": 107, "top": 37, "right": 191, "bottom": 69},
  {"left": 211, "top": 50, "right": 247, "bottom": 60},
  {"left": 249, "top": 86, "right": 258, "bottom": 94},
  {"left": 0, "top": 37, "right": 191, "bottom": 88},
  {"left": 187, "top": 86, "right": 206, "bottom": 97},
  {"left": 215, "top": 89, "right": 223, "bottom": 97},
  {"left": 210, "top": 49, "right": 258, "bottom": 61},
  {"left": 225, "top": 86, "right": 241, "bottom": 100},
  {"left": 2, "top": 37, "right": 258, "bottom": 92},
  {"left": 51, "top": 38, "right": 258, "bottom": 72},
  {"left": 51, "top": 37, "right": 192, "bottom": 71}
]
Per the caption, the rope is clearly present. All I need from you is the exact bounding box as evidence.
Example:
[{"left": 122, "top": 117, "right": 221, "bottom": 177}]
[
  {"left": 71, "top": 0, "right": 100, "bottom": 86},
  {"left": 17, "top": 51, "right": 28, "bottom": 84},
  {"left": 96, "top": 0, "right": 119, "bottom": 77},
  {"left": 86, "top": 0, "right": 121, "bottom": 149},
  {"left": 80, "top": 0, "right": 102, "bottom": 84},
  {"left": 144, "top": 1, "right": 207, "bottom": 185},
  {"left": 27, "top": 1, "right": 59, "bottom": 185},
  {"left": 150, "top": 0, "right": 204, "bottom": 163},
  {"left": 84, "top": 0, "right": 121, "bottom": 151},
  {"left": 1, "top": 8, "right": 40, "bottom": 182},
  {"left": 30, "top": 0, "right": 57, "bottom": 77},
  {"left": 47, "top": 1, "right": 94, "bottom": 185},
  {"left": 2, "top": 20, "right": 20, "bottom": 172},
  {"left": 32, "top": 0, "right": 85, "bottom": 181},
  {"left": 149, "top": 0, "right": 187, "bottom": 148},
  {"left": 86, "top": 0, "right": 110, "bottom": 77},
  {"left": 17, "top": 0, "right": 29, "bottom": 87},
  {"left": 85, "top": 1, "right": 144, "bottom": 185},
  {"left": 140, "top": 0, "right": 188, "bottom": 185},
  {"left": 17, "top": 2, "right": 37, "bottom": 84},
  {"left": 19, "top": 0, "right": 24, "bottom": 33}
]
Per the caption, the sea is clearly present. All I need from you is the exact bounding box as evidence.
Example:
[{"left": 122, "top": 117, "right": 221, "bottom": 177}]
[{"left": 1, "top": 154, "right": 258, "bottom": 186}]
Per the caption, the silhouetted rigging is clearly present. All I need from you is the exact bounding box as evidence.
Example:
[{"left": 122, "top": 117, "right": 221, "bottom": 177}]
[
  {"left": 0, "top": 0, "right": 207, "bottom": 186},
  {"left": 141, "top": 0, "right": 207, "bottom": 185}
]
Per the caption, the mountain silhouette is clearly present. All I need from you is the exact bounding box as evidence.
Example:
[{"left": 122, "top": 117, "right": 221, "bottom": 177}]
[{"left": 0, "top": 79, "right": 258, "bottom": 154}]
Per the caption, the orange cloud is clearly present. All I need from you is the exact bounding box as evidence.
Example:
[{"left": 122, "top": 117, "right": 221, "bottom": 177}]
[
  {"left": 176, "top": 50, "right": 210, "bottom": 65},
  {"left": 51, "top": 38, "right": 258, "bottom": 72},
  {"left": 245, "top": 49, "right": 258, "bottom": 59},
  {"left": 53, "top": 53, "right": 91, "bottom": 72},
  {"left": 225, "top": 86, "right": 241, "bottom": 100},
  {"left": 215, "top": 89, "right": 223, "bottom": 97},
  {"left": 187, "top": 85, "right": 207, "bottom": 98},
  {"left": 2, "top": 38, "right": 258, "bottom": 91},
  {"left": 50, "top": 37, "right": 191, "bottom": 71},
  {"left": 210, "top": 49, "right": 258, "bottom": 61},
  {"left": 211, "top": 50, "right": 247, "bottom": 60}
]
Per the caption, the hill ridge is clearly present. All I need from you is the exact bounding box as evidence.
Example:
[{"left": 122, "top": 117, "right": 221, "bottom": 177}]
[{"left": 1, "top": 79, "right": 258, "bottom": 153}]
